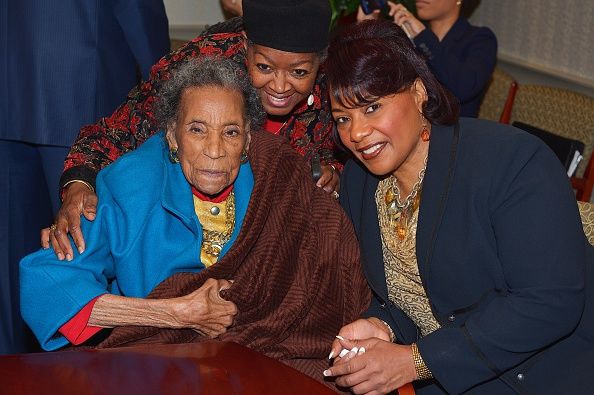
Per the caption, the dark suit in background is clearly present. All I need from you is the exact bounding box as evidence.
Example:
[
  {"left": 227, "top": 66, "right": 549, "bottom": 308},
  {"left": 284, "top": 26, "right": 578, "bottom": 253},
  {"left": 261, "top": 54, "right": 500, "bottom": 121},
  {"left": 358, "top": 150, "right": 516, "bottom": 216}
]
[
  {"left": 0, "top": 0, "right": 170, "bottom": 354},
  {"left": 414, "top": 18, "right": 497, "bottom": 118},
  {"left": 340, "top": 118, "right": 593, "bottom": 394}
]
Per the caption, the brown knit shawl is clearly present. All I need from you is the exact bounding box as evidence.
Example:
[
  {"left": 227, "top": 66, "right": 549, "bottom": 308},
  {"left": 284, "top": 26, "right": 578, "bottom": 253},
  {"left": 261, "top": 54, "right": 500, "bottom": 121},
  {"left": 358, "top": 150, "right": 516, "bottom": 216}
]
[{"left": 96, "top": 130, "right": 370, "bottom": 383}]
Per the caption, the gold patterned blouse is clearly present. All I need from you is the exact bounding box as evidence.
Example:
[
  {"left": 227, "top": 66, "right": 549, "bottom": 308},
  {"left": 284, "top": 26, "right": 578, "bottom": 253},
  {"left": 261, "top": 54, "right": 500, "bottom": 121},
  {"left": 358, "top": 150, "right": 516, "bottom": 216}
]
[
  {"left": 193, "top": 192, "right": 235, "bottom": 268},
  {"left": 375, "top": 178, "right": 440, "bottom": 337}
]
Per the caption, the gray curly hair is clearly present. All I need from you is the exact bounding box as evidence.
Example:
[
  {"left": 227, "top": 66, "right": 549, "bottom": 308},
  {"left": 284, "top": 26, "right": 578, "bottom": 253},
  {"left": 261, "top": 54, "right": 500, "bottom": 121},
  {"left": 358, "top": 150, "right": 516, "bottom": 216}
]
[{"left": 154, "top": 56, "right": 265, "bottom": 131}]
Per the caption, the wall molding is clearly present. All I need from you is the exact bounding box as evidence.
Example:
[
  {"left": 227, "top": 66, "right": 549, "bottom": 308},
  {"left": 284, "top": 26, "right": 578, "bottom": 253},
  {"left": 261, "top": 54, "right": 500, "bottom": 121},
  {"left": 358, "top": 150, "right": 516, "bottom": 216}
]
[
  {"left": 498, "top": 52, "right": 594, "bottom": 90},
  {"left": 169, "top": 24, "right": 208, "bottom": 41},
  {"left": 470, "top": 0, "right": 594, "bottom": 93}
]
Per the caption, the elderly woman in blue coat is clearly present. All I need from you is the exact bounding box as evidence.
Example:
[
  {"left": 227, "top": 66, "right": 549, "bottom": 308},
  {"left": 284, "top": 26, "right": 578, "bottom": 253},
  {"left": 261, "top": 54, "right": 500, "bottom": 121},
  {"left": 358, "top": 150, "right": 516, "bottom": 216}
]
[
  {"left": 323, "top": 20, "right": 592, "bottom": 394},
  {"left": 20, "top": 57, "right": 369, "bottom": 362},
  {"left": 19, "top": 57, "right": 255, "bottom": 348}
]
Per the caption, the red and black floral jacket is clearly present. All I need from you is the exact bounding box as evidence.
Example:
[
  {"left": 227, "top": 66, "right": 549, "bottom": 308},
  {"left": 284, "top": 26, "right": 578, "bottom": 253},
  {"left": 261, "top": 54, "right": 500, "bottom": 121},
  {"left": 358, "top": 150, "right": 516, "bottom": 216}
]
[{"left": 61, "top": 19, "right": 343, "bottom": 190}]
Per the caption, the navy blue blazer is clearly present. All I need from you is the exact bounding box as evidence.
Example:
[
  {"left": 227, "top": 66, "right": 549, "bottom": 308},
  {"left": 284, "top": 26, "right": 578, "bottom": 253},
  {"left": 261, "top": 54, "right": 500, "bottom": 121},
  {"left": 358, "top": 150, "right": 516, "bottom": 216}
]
[
  {"left": 414, "top": 18, "right": 497, "bottom": 118},
  {"left": 1, "top": 0, "right": 169, "bottom": 146},
  {"left": 340, "top": 118, "right": 594, "bottom": 394}
]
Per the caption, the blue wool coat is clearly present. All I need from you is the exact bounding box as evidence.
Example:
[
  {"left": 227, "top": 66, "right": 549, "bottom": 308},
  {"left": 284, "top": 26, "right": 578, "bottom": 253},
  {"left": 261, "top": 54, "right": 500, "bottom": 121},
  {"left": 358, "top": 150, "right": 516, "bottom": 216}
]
[
  {"left": 20, "top": 134, "right": 253, "bottom": 351},
  {"left": 340, "top": 118, "right": 593, "bottom": 394}
]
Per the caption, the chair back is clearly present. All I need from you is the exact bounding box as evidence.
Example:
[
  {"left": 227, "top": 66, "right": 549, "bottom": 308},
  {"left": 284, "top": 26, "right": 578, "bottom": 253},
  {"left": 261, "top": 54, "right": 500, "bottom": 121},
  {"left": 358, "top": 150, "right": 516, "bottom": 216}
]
[
  {"left": 578, "top": 201, "right": 594, "bottom": 246},
  {"left": 478, "top": 67, "right": 518, "bottom": 124},
  {"left": 510, "top": 85, "right": 594, "bottom": 178},
  {"left": 510, "top": 85, "right": 594, "bottom": 201}
]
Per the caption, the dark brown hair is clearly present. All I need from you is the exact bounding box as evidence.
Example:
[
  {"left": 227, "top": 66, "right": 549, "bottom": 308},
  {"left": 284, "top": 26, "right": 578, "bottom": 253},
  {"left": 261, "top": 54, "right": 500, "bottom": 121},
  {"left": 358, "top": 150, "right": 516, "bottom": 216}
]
[{"left": 325, "top": 20, "right": 459, "bottom": 125}]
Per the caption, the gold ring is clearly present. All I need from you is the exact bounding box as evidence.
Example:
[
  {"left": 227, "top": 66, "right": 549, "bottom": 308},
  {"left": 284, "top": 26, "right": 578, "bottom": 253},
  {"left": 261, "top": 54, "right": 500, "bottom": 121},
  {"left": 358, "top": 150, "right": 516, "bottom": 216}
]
[
  {"left": 332, "top": 191, "right": 339, "bottom": 199},
  {"left": 329, "top": 164, "right": 337, "bottom": 177},
  {"left": 49, "top": 224, "right": 57, "bottom": 231}
]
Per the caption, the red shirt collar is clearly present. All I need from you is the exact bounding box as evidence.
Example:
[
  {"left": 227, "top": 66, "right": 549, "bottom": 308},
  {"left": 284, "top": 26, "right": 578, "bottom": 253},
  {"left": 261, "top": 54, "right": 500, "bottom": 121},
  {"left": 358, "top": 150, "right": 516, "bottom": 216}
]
[{"left": 191, "top": 184, "right": 234, "bottom": 203}]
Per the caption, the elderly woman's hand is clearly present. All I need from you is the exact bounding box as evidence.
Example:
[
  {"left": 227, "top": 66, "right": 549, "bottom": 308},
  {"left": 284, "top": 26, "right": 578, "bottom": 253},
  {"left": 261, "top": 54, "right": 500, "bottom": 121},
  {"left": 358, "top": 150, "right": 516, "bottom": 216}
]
[
  {"left": 87, "top": 279, "right": 237, "bottom": 335},
  {"left": 172, "top": 278, "right": 238, "bottom": 337},
  {"left": 41, "top": 181, "right": 97, "bottom": 260},
  {"left": 317, "top": 164, "right": 340, "bottom": 195},
  {"left": 324, "top": 336, "right": 416, "bottom": 394}
]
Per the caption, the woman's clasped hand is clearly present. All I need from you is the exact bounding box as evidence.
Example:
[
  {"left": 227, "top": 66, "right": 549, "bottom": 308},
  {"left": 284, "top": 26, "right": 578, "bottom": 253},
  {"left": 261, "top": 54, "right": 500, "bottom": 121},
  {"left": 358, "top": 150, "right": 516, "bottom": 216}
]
[{"left": 324, "top": 318, "right": 416, "bottom": 394}]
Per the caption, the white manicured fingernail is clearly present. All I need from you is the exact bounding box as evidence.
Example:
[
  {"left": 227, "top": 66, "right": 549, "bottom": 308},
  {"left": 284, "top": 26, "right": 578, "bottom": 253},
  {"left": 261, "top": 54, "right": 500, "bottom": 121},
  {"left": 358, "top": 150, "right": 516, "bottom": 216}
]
[
  {"left": 358, "top": 347, "right": 365, "bottom": 355},
  {"left": 339, "top": 348, "right": 349, "bottom": 358},
  {"left": 328, "top": 350, "right": 334, "bottom": 359},
  {"left": 323, "top": 369, "right": 331, "bottom": 377},
  {"left": 350, "top": 347, "right": 358, "bottom": 354},
  {"left": 335, "top": 335, "right": 345, "bottom": 341}
]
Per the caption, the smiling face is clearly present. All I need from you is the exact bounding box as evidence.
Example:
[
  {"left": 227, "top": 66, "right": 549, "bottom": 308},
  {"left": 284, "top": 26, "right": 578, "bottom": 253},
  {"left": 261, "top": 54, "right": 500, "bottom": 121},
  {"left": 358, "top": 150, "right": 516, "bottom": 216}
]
[
  {"left": 246, "top": 44, "right": 320, "bottom": 117},
  {"left": 415, "top": 0, "right": 460, "bottom": 22},
  {"left": 166, "top": 85, "right": 250, "bottom": 196},
  {"left": 331, "top": 80, "right": 429, "bottom": 179}
]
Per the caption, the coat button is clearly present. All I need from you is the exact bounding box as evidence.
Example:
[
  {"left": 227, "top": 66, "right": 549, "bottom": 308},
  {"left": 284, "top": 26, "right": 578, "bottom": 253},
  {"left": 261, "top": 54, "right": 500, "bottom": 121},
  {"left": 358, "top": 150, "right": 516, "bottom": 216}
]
[
  {"left": 516, "top": 373, "right": 524, "bottom": 381},
  {"left": 448, "top": 314, "right": 455, "bottom": 322},
  {"left": 380, "top": 302, "right": 386, "bottom": 309}
]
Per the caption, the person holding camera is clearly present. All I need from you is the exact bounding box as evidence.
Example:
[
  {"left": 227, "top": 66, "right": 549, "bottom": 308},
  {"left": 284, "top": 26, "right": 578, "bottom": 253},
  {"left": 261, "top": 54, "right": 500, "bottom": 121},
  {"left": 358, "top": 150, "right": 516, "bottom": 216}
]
[{"left": 358, "top": 0, "right": 497, "bottom": 117}]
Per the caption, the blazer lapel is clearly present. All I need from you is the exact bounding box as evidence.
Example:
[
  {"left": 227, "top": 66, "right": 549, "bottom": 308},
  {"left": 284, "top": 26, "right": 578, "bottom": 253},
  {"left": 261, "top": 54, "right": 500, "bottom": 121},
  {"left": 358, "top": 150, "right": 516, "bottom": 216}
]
[
  {"left": 359, "top": 173, "right": 389, "bottom": 301},
  {"left": 417, "top": 123, "right": 459, "bottom": 287}
]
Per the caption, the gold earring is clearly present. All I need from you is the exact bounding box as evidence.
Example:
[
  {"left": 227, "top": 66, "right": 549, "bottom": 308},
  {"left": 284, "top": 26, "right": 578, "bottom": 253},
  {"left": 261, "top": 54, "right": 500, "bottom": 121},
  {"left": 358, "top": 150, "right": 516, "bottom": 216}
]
[
  {"left": 240, "top": 149, "right": 248, "bottom": 163},
  {"left": 420, "top": 115, "right": 430, "bottom": 142},
  {"left": 169, "top": 147, "right": 179, "bottom": 163},
  {"left": 456, "top": 0, "right": 462, "bottom": 5}
]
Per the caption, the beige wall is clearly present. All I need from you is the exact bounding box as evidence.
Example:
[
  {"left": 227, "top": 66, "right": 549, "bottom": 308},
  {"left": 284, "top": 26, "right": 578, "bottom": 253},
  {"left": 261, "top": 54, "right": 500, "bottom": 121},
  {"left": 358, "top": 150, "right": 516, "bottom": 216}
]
[
  {"left": 164, "top": 0, "right": 225, "bottom": 40},
  {"left": 469, "top": 0, "right": 594, "bottom": 98}
]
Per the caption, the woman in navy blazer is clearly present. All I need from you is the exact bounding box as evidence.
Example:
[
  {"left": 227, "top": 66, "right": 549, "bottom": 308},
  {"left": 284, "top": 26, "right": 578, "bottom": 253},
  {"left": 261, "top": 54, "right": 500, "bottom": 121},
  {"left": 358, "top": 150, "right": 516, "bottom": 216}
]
[{"left": 323, "top": 20, "right": 593, "bottom": 394}]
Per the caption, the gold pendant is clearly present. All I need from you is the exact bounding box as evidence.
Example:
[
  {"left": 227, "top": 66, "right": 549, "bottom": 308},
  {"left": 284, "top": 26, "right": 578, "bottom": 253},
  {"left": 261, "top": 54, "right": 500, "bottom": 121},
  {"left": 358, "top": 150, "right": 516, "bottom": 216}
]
[
  {"left": 203, "top": 241, "right": 222, "bottom": 257},
  {"left": 395, "top": 211, "right": 408, "bottom": 240},
  {"left": 396, "top": 224, "right": 407, "bottom": 240},
  {"left": 385, "top": 188, "right": 395, "bottom": 206},
  {"left": 210, "top": 244, "right": 222, "bottom": 257}
]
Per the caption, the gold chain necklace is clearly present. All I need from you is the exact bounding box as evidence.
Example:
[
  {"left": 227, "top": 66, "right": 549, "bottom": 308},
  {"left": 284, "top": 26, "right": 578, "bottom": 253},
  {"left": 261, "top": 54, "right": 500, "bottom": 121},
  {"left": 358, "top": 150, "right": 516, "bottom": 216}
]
[
  {"left": 384, "top": 157, "right": 428, "bottom": 240},
  {"left": 201, "top": 191, "right": 236, "bottom": 258}
]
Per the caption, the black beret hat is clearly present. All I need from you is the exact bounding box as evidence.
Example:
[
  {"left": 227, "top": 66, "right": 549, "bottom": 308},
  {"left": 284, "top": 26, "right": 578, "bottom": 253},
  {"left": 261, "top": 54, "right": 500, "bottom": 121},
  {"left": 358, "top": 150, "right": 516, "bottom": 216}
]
[{"left": 243, "top": 0, "right": 331, "bottom": 53}]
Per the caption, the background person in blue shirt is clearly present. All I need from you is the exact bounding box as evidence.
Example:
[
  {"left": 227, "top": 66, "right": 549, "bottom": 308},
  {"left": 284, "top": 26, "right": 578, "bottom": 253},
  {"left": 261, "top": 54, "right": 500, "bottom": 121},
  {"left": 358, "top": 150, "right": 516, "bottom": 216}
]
[{"left": 358, "top": 0, "right": 497, "bottom": 117}]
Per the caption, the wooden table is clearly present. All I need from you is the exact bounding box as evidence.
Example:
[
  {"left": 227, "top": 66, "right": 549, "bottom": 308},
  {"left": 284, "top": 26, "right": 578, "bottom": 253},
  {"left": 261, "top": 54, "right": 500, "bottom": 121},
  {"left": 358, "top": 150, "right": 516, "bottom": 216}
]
[{"left": 0, "top": 341, "right": 336, "bottom": 394}]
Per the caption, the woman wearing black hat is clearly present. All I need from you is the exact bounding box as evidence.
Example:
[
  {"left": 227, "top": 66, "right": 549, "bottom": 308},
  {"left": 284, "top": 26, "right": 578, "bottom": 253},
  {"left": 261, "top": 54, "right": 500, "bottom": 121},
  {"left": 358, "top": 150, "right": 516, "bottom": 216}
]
[{"left": 43, "top": 0, "right": 341, "bottom": 259}]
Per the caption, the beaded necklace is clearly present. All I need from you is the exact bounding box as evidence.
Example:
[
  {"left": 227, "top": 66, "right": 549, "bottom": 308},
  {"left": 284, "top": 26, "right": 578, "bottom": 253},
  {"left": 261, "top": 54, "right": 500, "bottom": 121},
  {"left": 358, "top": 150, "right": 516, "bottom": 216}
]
[{"left": 384, "top": 156, "right": 428, "bottom": 240}]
